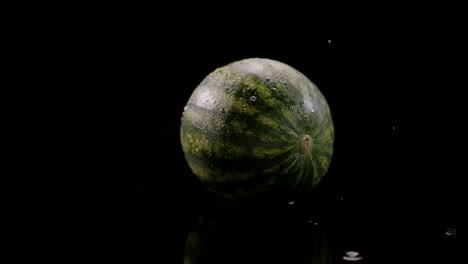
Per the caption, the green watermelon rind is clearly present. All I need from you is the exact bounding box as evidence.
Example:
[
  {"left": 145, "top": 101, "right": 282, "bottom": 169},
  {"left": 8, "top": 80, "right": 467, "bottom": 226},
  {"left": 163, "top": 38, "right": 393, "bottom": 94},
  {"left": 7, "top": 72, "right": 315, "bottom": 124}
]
[{"left": 180, "top": 58, "right": 334, "bottom": 199}]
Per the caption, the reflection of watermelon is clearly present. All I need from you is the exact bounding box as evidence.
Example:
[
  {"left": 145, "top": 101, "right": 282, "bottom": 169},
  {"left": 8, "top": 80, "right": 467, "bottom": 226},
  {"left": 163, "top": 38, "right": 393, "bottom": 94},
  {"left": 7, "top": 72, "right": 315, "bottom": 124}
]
[
  {"left": 184, "top": 212, "right": 332, "bottom": 264},
  {"left": 180, "top": 58, "right": 334, "bottom": 199}
]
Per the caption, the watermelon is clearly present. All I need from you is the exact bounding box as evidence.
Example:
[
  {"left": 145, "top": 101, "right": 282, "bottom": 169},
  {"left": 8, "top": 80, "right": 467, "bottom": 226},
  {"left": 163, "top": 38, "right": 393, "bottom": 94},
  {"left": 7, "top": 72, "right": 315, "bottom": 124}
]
[{"left": 180, "top": 58, "right": 334, "bottom": 199}]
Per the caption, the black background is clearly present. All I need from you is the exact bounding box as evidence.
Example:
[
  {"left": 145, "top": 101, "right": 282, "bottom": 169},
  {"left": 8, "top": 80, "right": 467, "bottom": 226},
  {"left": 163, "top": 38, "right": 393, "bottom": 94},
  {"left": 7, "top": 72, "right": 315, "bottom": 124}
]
[{"left": 40, "top": 6, "right": 463, "bottom": 263}]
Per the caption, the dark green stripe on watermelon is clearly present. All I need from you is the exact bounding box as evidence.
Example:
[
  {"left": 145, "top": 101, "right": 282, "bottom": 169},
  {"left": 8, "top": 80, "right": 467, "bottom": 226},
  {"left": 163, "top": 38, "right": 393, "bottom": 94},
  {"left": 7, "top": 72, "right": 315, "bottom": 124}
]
[{"left": 180, "top": 58, "right": 334, "bottom": 199}]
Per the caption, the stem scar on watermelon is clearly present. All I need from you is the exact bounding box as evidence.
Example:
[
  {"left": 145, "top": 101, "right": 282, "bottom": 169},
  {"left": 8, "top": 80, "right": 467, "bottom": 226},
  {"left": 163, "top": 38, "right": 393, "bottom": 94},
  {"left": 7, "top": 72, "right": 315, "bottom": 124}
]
[
  {"left": 300, "top": 135, "right": 312, "bottom": 154},
  {"left": 180, "top": 58, "right": 334, "bottom": 200}
]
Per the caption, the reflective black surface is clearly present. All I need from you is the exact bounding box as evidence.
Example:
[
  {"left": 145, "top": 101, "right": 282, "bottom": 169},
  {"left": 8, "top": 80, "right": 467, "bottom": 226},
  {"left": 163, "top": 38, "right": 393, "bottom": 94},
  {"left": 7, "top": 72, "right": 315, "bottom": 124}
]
[
  {"left": 130, "top": 178, "right": 460, "bottom": 263},
  {"left": 67, "top": 9, "right": 463, "bottom": 263}
]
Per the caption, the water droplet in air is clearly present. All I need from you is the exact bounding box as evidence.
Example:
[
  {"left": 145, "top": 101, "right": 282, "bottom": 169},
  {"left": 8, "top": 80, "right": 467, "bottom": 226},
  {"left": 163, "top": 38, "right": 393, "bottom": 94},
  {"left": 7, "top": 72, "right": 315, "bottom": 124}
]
[
  {"left": 343, "top": 251, "right": 362, "bottom": 261},
  {"left": 445, "top": 228, "right": 456, "bottom": 237},
  {"left": 288, "top": 201, "right": 295, "bottom": 205}
]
